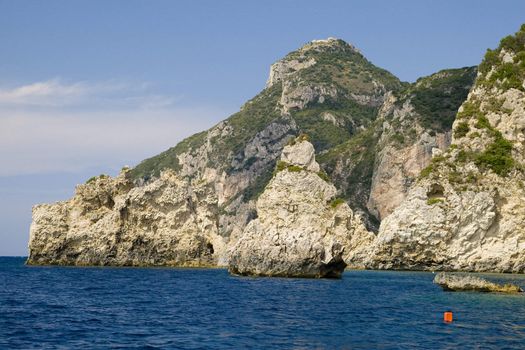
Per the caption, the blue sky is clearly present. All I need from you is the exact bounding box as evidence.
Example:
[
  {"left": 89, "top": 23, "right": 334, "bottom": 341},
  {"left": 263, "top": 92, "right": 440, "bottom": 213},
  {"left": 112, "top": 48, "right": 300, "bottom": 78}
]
[{"left": 1, "top": 0, "right": 525, "bottom": 255}]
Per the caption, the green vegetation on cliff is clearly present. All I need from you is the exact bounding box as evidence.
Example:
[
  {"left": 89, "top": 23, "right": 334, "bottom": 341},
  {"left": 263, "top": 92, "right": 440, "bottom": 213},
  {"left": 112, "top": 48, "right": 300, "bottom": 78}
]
[
  {"left": 478, "top": 24, "right": 525, "bottom": 92},
  {"left": 129, "top": 130, "right": 208, "bottom": 180},
  {"left": 289, "top": 39, "right": 404, "bottom": 94},
  {"left": 287, "top": 39, "right": 405, "bottom": 152},
  {"left": 419, "top": 24, "right": 525, "bottom": 181},
  {"left": 399, "top": 67, "right": 477, "bottom": 132},
  {"left": 318, "top": 125, "right": 379, "bottom": 216},
  {"left": 330, "top": 198, "right": 346, "bottom": 208},
  {"left": 475, "top": 133, "right": 515, "bottom": 176},
  {"left": 292, "top": 101, "right": 378, "bottom": 151}
]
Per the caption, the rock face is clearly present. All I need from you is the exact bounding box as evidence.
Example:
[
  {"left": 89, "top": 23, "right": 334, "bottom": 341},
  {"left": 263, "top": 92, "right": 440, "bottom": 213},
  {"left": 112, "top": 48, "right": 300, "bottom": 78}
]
[
  {"left": 368, "top": 68, "right": 476, "bottom": 220},
  {"left": 28, "top": 170, "right": 226, "bottom": 266},
  {"left": 228, "top": 138, "right": 374, "bottom": 277},
  {"left": 434, "top": 273, "right": 523, "bottom": 293},
  {"left": 266, "top": 57, "right": 316, "bottom": 88},
  {"left": 368, "top": 26, "right": 525, "bottom": 273}
]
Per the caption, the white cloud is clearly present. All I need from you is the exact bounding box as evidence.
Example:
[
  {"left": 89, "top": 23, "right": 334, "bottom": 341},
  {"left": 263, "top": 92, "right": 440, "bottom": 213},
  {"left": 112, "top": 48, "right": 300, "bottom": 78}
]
[
  {"left": 0, "top": 78, "right": 179, "bottom": 109},
  {"left": 0, "top": 79, "right": 230, "bottom": 176},
  {"left": 0, "top": 79, "right": 83, "bottom": 102}
]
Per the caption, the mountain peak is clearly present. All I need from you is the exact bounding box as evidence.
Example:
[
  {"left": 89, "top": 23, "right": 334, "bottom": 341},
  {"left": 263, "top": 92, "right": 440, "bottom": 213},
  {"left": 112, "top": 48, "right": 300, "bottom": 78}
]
[
  {"left": 312, "top": 36, "right": 339, "bottom": 42},
  {"left": 265, "top": 37, "right": 370, "bottom": 88},
  {"left": 304, "top": 37, "right": 360, "bottom": 53}
]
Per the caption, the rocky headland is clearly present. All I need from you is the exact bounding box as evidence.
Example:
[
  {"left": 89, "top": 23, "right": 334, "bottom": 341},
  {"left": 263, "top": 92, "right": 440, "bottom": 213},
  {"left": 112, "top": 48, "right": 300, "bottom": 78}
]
[{"left": 27, "top": 25, "right": 525, "bottom": 277}]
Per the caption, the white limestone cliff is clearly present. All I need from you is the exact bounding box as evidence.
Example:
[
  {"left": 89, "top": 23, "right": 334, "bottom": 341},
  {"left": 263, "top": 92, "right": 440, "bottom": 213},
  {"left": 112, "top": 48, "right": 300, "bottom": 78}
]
[{"left": 28, "top": 169, "right": 227, "bottom": 266}]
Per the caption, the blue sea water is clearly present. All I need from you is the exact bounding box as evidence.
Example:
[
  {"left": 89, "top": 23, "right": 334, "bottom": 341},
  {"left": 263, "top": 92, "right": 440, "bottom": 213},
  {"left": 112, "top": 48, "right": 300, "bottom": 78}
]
[{"left": 1, "top": 257, "right": 525, "bottom": 349}]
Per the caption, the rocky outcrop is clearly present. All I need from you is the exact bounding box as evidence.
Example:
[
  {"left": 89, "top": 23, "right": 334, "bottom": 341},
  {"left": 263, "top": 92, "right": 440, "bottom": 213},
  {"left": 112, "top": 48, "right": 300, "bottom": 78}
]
[
  {"left": 228, "top": 138, "right": 374, "bottom": 278},
  {"left": 434, "top": 273, "right": 523, "bottom": 293},
  {"left": 367, "top": 131, "right": 451, "bottom": 221},
  {"left": 367, "top": 26, "right": 525, "bottom": 272},
  {"left": 28, "top": 169, "right": 226, "bottom": 266},
  {"left": 266, "top": 57, "right": 316, "bottom": 88},
  {"left": 280, "top": 80, "right": 339, "bottom": 115}
]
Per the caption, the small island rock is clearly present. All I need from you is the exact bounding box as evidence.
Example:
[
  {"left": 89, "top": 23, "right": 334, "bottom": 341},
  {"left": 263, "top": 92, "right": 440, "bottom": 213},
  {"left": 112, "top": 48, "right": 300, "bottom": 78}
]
[{"left": 434, "top": 273, "right": 523, "bottom": 293}]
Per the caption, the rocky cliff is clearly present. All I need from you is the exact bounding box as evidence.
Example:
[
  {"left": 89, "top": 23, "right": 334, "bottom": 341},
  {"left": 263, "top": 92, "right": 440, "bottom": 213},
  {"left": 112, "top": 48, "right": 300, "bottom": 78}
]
[
  {"left": 28, "top": 170, "right": 226, "bottom": 266},
  {"left": 228, "top": 137, "right": 373, "bottom": 277},
  {"left": 28, "top": 36, "right": 476, "bottom": 267},
  {"left": 368, "top": 25, "right": 525, "bottom": 272}
]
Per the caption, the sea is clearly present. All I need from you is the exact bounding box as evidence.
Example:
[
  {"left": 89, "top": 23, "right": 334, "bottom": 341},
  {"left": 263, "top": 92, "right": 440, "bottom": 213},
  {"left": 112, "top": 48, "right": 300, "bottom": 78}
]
[{"left": 1, "top": 257, "right": 524, "bottom": 349}]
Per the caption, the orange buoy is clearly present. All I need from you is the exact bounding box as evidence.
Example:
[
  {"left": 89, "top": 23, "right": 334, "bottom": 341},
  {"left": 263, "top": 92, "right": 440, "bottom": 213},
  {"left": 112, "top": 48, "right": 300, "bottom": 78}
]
[{"left": 444, "top": 311, "right": 453, "bottom": 323}]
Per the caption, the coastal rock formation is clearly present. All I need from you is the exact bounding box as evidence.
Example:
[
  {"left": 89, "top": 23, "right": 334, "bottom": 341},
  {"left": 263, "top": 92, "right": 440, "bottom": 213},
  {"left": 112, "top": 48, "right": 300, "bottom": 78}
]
[
  {"left": 28, "top": 36, "right": 478, "bottom": 268},
  {"left": 434, "top": 273, "right": 523, "bottom": 293},
  {"left": 368, "top": 25, "right": 525, "bottom": 272},
  {"left": 28, "top": 170, "right": 226, "bottom": 266},
  {"left": 228, "top": 138, "right": 374, "bottom": 278}
]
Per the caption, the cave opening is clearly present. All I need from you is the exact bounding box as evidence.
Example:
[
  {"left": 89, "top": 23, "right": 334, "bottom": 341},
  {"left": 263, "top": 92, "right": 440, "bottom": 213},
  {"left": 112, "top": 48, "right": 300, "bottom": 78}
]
[{"left": 427, "top": 183, "right": 445, "bottom": 199}]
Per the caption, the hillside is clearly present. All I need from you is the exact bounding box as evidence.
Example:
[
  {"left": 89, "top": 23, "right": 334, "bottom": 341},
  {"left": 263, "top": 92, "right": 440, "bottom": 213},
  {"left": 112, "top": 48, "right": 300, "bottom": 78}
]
[{"left": 130, "top": 38, "right": 475, "bottom": 230}]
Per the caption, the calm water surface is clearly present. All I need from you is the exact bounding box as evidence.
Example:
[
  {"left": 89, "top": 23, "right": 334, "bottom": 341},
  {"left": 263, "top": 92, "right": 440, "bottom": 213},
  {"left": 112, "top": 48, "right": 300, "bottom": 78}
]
[{"left": 1, "top": 257, "right": 525, "bottom": 349}]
